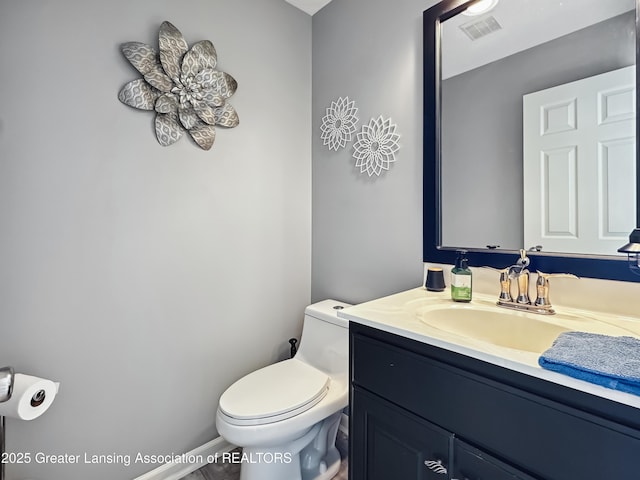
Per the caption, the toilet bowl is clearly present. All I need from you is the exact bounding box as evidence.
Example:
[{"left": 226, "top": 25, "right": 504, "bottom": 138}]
[{"left": 216, "top": 300, "right": 351, "bottom": 480}]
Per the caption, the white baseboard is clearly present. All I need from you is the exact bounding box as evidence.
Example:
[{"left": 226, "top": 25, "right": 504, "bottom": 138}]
[
  {"left": 133, "top": 414, "right": 349, "bottom": 480},
  {"left": 132, "top": 437, "right": 235, "bottom": 480}
]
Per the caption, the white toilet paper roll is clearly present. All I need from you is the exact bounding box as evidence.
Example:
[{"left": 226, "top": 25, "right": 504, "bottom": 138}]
[{"left": 0, "top": 374, "right": 58, "bottom": 420}]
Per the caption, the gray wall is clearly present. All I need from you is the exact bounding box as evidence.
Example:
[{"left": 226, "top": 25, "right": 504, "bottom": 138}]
[
  {"left": 0, "top": 1, "right": 311, "bottom": 478},
  {"left": 311, "top": 0, "right": 437, "bottom": 304},
  {"left": 441, "top": 11, "right": 635, "bottom": 250}
]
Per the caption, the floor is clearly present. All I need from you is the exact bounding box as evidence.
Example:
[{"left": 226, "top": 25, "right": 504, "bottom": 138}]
[{"left": 180, "top": 430, "right": 348, "bottom": 480}]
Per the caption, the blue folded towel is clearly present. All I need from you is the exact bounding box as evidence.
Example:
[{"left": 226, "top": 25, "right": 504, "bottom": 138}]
[{"left": 539, "top": 331, "right": 640, "bottom": 396}]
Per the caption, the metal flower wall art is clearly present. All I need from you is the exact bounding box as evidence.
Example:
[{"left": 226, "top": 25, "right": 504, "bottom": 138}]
[
  {"left": 118, "top": 21, "right": 239, "bottom": 150},
  {"left": 320, "top": 96, "right": 359, "bottom": 151},
  {"left": 352, "top": 116, "right": 400, "bottom": 177}
]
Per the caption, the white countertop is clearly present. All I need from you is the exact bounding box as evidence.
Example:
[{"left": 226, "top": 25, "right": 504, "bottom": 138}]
[{"left": 339, "top": 287, "right": 640, "bottom": 409}]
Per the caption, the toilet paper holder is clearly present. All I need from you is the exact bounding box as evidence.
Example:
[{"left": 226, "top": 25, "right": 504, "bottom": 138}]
[
  {"left": 0, "top": 366, "right": 14, "bottom": 480},
  {"left": 0, "top": 368, "right": 58, "bottom": 480},
  {"left": 0, "top": 366, "right": 13, "bottom": 403}
]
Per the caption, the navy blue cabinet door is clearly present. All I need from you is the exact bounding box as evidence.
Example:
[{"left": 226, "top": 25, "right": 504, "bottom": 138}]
[{"left": 351, "top": 387, "right": 452, "bottom": 480}]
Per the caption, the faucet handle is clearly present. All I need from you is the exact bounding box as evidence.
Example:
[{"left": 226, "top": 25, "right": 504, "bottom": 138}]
[
  {"left": 534, "top": 271, "right": 579, "bottom": 307},
  {"left": 479, "top": 266, "right": 503, "bottom": 272},
  {"left": 482, "top": 266, "right": 514, "bottom": 302},
  {"left": 498, "top": 269, "right": 513, "bottom": 302},
  {"left": 536, "top": 271, "right": 580, "bottom": 283}
]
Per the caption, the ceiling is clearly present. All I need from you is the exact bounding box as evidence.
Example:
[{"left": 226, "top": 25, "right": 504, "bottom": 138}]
[
  {"left": 284, "top": 0, "right": 634, "bottom": 69},
  {"left": 442, "top": 0, "right": 635, "bottom": 78},
  {"left": 285, "top": 0, "right": 334, "bottom": 15}
]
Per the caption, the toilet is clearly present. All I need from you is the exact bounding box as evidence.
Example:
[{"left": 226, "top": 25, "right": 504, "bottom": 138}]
[{"left": 216, "top": 299, "right": 351, "bottom": 480}]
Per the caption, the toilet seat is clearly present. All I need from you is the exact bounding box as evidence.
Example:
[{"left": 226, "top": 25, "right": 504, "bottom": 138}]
[{"left": 218, "top": 359, "right": 330, "bottom": 426}]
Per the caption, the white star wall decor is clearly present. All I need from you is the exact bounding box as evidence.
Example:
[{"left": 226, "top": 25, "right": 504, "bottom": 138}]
[
  {"left": 320, "top": 96, "right": 359, "bottom": 151},
  {"left": 352, "top": 116, "right": 400, "bottom": 177}
]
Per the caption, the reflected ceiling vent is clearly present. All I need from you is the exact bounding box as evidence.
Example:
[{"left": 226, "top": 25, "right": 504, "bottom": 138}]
[{"left": 459, "top": 15, "right": 502, "bottom": 41}]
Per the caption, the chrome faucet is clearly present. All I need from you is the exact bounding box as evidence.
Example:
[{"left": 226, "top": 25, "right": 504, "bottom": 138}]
[
  {"left": 498, "top": 249, "right": 531, "bottom": 304},
  {"left": 496, "top": 250, "right": 578, "bottom": 315}
]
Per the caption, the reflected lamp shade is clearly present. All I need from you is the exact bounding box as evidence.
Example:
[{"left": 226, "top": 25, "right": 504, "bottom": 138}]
[{"left": 618, "top": 228, "right": 640, "bottom": 254}]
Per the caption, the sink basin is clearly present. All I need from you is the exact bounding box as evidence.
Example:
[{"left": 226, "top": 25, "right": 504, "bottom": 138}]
[{"left": 416, "top": 306, "right": 571, "bottom": 353}]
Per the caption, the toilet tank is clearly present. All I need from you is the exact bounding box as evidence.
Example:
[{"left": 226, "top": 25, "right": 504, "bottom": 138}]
[{"left": 295, "top": 299, "right": 351, "bottom": 375}]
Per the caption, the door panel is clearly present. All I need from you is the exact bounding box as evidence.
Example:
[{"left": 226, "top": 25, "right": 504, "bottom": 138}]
[{"left": 523, "top": 65, "right": 636, "bottom": 254}]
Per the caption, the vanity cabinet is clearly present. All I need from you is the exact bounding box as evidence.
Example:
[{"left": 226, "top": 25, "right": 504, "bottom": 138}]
[{"left": 349, "top": 322, "right": 640, "bottom": 480}]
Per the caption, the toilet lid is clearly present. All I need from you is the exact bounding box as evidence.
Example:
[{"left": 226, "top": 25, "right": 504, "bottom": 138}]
[{"left": 219, "top": 359, "right": 330, "bottom": 425}]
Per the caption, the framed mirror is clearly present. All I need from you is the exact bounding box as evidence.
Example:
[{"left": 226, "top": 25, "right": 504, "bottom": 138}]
[{"left": 423, "top": 0, "right": 640, "bottom": 282}]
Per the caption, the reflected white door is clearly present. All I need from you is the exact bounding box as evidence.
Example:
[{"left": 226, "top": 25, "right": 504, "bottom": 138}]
[{"left": 523, "top": 66, "right": 636, "bottom": 255}]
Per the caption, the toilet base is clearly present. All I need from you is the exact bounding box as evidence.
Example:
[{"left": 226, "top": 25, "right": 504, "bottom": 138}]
[
  {"left": 237, "top": 446, "right": 341, "bottom": 480},
  {"left": 238, "top": 449, "right": 301, "bottom": 480},
  {"left": 238, "top": 413, "right": 343, "bottom": 480},
  {"left": 310, "top": 446, "right": 341, "bottom": 480}
]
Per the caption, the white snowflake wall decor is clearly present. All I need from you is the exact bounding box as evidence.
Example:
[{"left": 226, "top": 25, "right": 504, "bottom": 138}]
[
  {"left": 352, "top": 116, "right": 400, "bottom": 177},
  {"left": 320, "top": 96, "right": 359, "bottom": 151}
]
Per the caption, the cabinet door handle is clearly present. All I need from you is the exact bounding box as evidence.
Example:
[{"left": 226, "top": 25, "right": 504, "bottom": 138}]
[{"left": 424, "top": 459, "right": 448, "bottom": 474}]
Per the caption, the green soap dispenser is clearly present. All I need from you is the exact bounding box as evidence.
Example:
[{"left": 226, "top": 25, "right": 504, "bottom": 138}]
[{"left": 451, "top": 250, "right": 472, "bottom": 302}]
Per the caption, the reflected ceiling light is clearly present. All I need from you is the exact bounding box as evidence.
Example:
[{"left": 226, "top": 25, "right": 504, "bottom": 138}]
[{"left": 463, "top": 0, "right": 499, "bottom": 16}]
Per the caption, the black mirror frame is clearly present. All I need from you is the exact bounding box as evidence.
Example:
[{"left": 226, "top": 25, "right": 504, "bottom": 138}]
[{"left": 423, "top": 0, "right": 640, "bottom": 282}]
